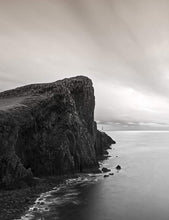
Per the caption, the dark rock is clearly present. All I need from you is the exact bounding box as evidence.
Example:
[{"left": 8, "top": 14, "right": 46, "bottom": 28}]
[
  {"left": 109, "top": 173, "right": 114, "bottom": 176},
  {"left": 95, "top": 129, "right": 116, "bottom": 158},
  {"left": 104, "top": 175, "right": 109, "bottom": 178},
  {"left": 25, "top": 198, "right": 30, "bottom": 202},
  {"left": 116, "top": 165, "right": 122, "bottom": 170},
  {"left": 102, "top": 167, "right": 111, "bottom": 173},
  {"left": 0, "top": 76, "right": 115, "bottom": 188}
]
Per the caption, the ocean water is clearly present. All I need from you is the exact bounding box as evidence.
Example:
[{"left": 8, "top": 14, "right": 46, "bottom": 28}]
[{"left": 20, "top": 131, "right": 169, "bottom": 220}]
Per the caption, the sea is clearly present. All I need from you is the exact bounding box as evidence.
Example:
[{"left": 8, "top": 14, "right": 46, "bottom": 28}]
[{"left": 19, "top": 131, "right": 169, "bottom": 220}]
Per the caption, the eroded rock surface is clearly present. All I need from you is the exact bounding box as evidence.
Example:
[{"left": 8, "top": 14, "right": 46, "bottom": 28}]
[{"left": 0, "top": 76, "right": 115, "bottom": 188}]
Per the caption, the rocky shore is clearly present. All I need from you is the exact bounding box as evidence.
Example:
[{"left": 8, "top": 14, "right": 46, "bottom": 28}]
[{"left": 0, "top": 175, "right": 76, "bottom": 220}]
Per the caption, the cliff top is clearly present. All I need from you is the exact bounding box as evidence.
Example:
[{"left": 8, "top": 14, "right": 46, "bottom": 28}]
[
  {"left": 0, "top": 75, "right": 92, "bottom": 98},
  {"left": 0, "top": 75, "right": 93, "bottom": 111}
]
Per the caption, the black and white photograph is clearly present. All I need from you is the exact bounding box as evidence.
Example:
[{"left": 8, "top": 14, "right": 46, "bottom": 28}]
[{"left": 1, "top": 1, "right": 169, "bottom": 220}]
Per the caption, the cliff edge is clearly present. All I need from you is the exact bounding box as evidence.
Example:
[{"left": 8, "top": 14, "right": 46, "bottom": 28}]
[{"left": 0, "top": 76, "right": 115, "bottom": 188}]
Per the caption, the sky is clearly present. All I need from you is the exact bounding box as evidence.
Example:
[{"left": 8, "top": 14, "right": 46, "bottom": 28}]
[{"left": 1, "top": 0, "right": 169, "bottom": 129}]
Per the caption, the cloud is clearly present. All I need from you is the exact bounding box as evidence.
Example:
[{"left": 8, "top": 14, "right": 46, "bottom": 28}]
[{"left": 1, "top": 0, "right": 169, "bottom": 127}]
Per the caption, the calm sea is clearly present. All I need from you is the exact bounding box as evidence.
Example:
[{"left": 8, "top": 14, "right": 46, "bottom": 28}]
[{"left": 20, "top": 131, "right": 169, "bottom": 220}]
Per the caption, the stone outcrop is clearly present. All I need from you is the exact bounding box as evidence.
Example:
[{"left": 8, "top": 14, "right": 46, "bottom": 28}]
[{"left": 0, "top": 76, "right": 115, "bottom": 188}]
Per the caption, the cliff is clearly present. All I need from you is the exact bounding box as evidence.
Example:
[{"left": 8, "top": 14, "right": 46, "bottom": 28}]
[{"left": 0, "top": 76, "right": 115, "bottom": 188}]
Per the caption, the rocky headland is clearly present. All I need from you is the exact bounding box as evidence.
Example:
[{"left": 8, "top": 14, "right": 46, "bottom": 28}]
[{"left": 0, "top": 76, "right": 115, "bottom": 189}]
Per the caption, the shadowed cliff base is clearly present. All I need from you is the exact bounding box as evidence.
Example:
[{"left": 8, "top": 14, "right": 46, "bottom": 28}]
[{"left": 0, "top": 76, "right": 115, "bottom": 189}]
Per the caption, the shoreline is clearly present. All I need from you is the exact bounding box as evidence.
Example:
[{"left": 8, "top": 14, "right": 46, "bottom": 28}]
[
  {"left": 0, "top": 174, "right": 81, "bottom": 220},
  {"left": 0, "top": 166, "right": 105, "bottom": 220}
]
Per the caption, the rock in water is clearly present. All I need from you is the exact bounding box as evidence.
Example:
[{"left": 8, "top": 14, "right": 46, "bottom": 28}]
[
  {"left": 102, "top": 167, "right": 111, "bottom": 173},
  {"left": 0, "top": 76, "right": 115, "bottom": 188},
  {"left": 104, "top": 175, "right": 109, "bottom": 178},
  {"left": 116, "top": 165, "right": 122, "bottom": 170}
]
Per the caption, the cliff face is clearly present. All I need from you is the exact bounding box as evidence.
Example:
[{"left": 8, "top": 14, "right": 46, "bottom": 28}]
[{"left": 0, "top": 76, "right": 115, "bottom": 188}]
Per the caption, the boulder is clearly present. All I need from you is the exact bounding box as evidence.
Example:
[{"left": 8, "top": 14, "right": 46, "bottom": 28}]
[
  {"left": 116, "top": 165, "right": 122, "bottom": 170},
  {"left": 102, "top": 167, "right": 111, "bottom": 173},
  {"left": 104, "top": 175, "right": 109, "bottom": 178}
]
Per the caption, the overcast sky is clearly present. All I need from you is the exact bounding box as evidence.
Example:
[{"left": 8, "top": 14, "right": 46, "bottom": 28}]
[{"left": 1, "top": 0, "right": 169, "bottom": 128}]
